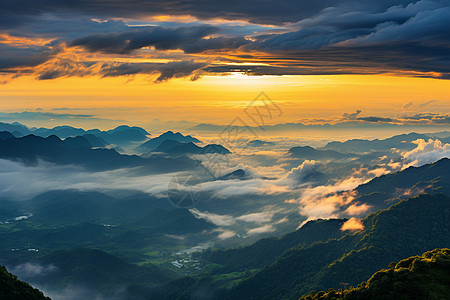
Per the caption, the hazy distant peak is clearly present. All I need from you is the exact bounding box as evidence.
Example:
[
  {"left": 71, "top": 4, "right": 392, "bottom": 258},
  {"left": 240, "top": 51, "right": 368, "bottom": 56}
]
[
  {"left": 137, "top": 130, "right": 201, "bottom": 151},
  {"left": 247, "top": 140, "right": 276, "bottom": 147},
  {"left": 152, "top": 140, "right": 230, "bottom": 155},
  {"left": 108, "top": 125, "right": 150, "bottom": 136}
]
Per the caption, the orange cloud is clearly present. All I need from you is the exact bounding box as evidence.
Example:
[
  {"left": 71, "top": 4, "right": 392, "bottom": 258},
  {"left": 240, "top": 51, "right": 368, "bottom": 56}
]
[
  {"left": 0, "top": 34, "right": 54, "bottom": 47},
  {"left": 340, "top": 217, "right": 365, "bottom": 231}
]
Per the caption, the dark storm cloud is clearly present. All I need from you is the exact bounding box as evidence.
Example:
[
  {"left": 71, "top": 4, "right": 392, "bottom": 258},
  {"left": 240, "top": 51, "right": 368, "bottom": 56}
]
[
  {"left": 399, "top": 113, "right": 450, "bottom": 124},
  {"left": 6, "top": 18, "right": 129, "bottom": 39},
  {"left": 99, "top": 61, "right": 206, "bottom": 82},
  {"left": 355, "top": 113, "right": 450, "bottom": 125},
  {"left": 342, "top": 110, "right": 362, "bottom": 120},
  {"left": 186, "top": 1, "right": 450, "bottom": 79},
  {"left": 70, "top": 25, "right": 249, "bottom": 54},
  {"left": 4, "top": 0, "right": 450, "bottom": 27},
  {"left": 1, "top": 0, "right": 450, "bottom": 80},
  {"left": 70, "top": 25, "right": 215, "bottom": 54},
  {"left": 357, "top": 117, "right": 394, "bottom": 123},
  {"left": 335, "top": 110, "right": 450, "bottom": 125},
  {"left": 294, "top": 0, "right": 441, "bottom": 30},
  {"left": 340, "top": 111, "right": 393, "bottom": 124},
  {"left": 34, "top": 60, "right": 207, "bottom": 82},
  {"left": 36, "top": 61, "right": 97, "bottom": 80},
  {"left": 234, "top": 1, "right": 450, "bottom": 78},
  {"left": 203, "top": 64, "right": 369, "bottom": 76},
  {"left": 212, "top": 42, "right": 449, "bottom": 79},
  {"left": 182, "top": 36, "right": 250, "bottom": 53},
  {"left": 0, "top": 0, "right": 383, "bottom": 26},
  {"left": 0, "top": 44, "right": 59, "bottom": 72},
  {"left": 255, "top": 1, "right": 447, "bottom": 51}
]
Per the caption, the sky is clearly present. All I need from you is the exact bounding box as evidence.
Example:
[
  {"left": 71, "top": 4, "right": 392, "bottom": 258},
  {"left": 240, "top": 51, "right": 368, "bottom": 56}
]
[{"left": 0, "top": 0, "right": 450, "bottom": 130}]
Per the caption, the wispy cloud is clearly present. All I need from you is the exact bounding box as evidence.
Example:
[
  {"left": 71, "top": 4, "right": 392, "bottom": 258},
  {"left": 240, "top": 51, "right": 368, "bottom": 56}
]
[
  {"left": 246, "top": 224, "right": 275, "bottom": 236},
  {"left": 0, "top": 159, "right": 175, "bottom": 199},
  {"left": 189, "top": 209, "right": 235, "bottom": 226},
  {"left": 236, "top": 207, "right": 282, "bottom": 224},
  {"left": 11, "top": 263, "right": 57, "bottom": 278},
  {"left": 215, "top": 229, "right": 237, "bottom": 240}
]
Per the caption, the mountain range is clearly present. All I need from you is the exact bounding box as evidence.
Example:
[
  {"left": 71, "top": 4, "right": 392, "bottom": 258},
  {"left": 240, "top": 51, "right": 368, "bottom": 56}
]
[
  {"left": 197, "top": 158, "right": 450, "bottom": 276},
  {"left": 146, "top": 155, "right": 450, "bottom": 299},
  {"left": 0, "top": 133, "right": 198, "bottom": 172},
  {"left": 0, "top": 121, "right": 449, "bottom": 299},
  {"left": 219, "top": 193, "right": 450, "bottom": 299},
  {"left": 0, "top": 122, "right": 150, "bottom": 149},
  {"left": 320, "top": 132, "right": 432, "bottom": 153}
]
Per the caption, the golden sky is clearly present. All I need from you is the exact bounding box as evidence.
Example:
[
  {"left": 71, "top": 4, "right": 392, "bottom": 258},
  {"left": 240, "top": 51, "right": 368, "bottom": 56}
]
[
  {"left": 1, "top": 72, "right": 449, "bottom": 129},
  {"left": 1, "top": 1, "right": 450, "bottom": 130}
]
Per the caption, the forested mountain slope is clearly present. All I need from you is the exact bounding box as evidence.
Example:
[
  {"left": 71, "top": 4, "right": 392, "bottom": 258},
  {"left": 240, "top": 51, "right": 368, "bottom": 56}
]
[
  {"left": 224, "top": 193, "right": 450, "bottom": 299},
  {"left": 300, "top": 248, "right": 450, "bottom": 300},
  {"left": 0, "top": 265, "right": 50, "bottom": 300}
]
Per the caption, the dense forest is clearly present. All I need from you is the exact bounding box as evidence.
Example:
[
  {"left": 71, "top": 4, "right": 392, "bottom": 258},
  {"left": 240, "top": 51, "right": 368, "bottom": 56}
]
[
  {"left": 300, "top": 248, "right": 450, "bottom": 300},
  {"left": 0, "top": 265, "right": 50, "bottom": 300}
]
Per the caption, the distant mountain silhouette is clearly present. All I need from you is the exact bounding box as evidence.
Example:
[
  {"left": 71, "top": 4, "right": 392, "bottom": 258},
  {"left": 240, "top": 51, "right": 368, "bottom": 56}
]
[
  {"left": 188, "top": 123, "right": 227, "bottom": 131},
  {"left": 0, "top": 122, "right": 32, "bottom": 136},
  {"left": 34, "top": 125, "right": 86, "bottom": 139},
  {"left": 217, "top": 169, "right": 247, "bottom": 180},
  {"left": 247, "top": 140, "right": 275, "bottom": 147},
  {"left": 0, "top": 122, "right": 150, "bottom": 148},
  {"left": 98, "top": 125, "right": 150, "bottom": 145},
  {"left": 320, "top": 132, "right": 430, "bottom": 153},
  {"left": 0, "top": 134, "right": 197, "bottom": 171},
  {"left": 153, "top": 140, "right": 230, "bottom": 155},
  {"left": 34, "top": 125, "right": 150, "bottom": 147},
  {"left": 137, "top": 131, "right": 201, "bottom": 151}
]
